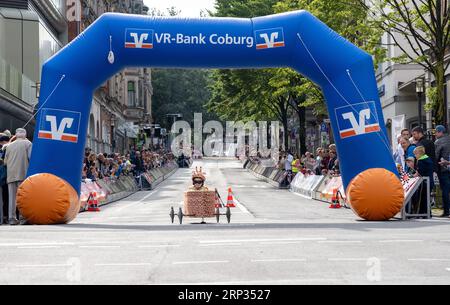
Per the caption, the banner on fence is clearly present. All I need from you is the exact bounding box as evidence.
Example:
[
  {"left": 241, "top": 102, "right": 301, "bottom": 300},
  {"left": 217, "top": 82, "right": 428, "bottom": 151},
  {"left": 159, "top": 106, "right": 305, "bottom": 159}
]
[{"left": 290, "top": 173, "right": 324, "bottom": 198}]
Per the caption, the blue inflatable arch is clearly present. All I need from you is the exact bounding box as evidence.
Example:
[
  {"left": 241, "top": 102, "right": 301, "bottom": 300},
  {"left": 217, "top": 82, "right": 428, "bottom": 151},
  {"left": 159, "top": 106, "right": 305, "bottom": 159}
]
[{"left": 18, "top": 11, "right": 405, "bottom": 224}]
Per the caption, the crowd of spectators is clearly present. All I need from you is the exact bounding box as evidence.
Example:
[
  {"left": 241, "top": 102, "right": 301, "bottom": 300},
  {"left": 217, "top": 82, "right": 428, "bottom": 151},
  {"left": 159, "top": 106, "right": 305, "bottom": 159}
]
[
  {"left": 278, "top": 144, "right": 340, "bottom": 179},
  {"left": 0, "top": 126, "right": 178, "bottom": 226},
  {"left": 82, "top": 146, "right": 176, "bottom": 181},
  {"left": 394, "top": 126, "right": 450, "bottom": 218}
]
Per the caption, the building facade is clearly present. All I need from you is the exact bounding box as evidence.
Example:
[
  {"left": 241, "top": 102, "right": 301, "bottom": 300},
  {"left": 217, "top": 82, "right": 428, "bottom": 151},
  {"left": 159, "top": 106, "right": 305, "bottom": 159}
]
[
  {"left": 376, "top": 2, "right": 450, "bottom": 143},
  {"left": 67, "top": 0, "right": 153, "bottom": 154},
  {"left": 0, "top": 0, "right": 67, "bottom": 137}
]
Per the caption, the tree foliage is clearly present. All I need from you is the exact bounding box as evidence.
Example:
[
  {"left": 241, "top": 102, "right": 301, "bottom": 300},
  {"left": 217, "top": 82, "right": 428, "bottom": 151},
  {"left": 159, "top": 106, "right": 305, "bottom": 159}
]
[
  {"left": 359, "top": 0, "right": 450, "bottom": 124},
  {"left": 152, "top": 69, "right": 216, "bottom": 129},
  {"left": 207, "top": 0, "right": 382, "bottom": 152}
]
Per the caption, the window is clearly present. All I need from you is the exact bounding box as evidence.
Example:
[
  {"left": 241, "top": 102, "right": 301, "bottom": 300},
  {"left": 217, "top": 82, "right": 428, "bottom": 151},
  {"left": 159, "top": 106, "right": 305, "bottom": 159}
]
[{"left": 128, "top": 81, "right": 136, "bottom": 107}]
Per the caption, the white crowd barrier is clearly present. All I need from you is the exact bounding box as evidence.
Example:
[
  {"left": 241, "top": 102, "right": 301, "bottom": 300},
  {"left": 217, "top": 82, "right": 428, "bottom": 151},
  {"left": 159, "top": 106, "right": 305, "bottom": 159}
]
[
  {"left": 80, "top": 162, "right": 179, "bottom": 212},
  {"left": 80, "top": 175, "right": 138, "bottom": 211},
  {"left": 290, "top": 173, "right": 347, "bottom": 204},
  {"left": 290, "top": 173, "right": 325, "bottom": 199}
]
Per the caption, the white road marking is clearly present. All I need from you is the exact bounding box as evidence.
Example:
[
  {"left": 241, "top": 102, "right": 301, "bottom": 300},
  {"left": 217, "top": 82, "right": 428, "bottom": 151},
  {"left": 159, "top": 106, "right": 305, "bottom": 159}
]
[
  {"left": 0, "top": 242, "right": 74, "bottom": 247},
  {"left": 115, "top": 191, "right": 157, "bottom": 213},
  {"left": 328, "top": 258, "right": 378, "bottom": 262},
  {"left": 18, "top": 246, "right": 61, "bottom": 249},
  {"left": 172, "top": 260, "right": 229, "bottom": 265},
  {"left": 199, "top": 243, "right": 242, "bottom": 247},
  {"left": 231, "top": 195, "right": 252, "bottom": 215},
  {"left": 138, "top": 245, "right": 180, "bottom": 248},
  {"left": 79, "top": 245, "right": 121, "bottom": 249},
  {"left": 15, "top": 264, "right": 71, "bottom": 268},
  {"left": 95, "top": 263, "right": 153, "bottom": 267},
  {"left": 380, "top": 240, "right": 424, "bottom": 243},
  {"left": 408, "top": 258, "right": 450, "bottom": 262},
  {"left": 251, "top": 259, "right": 306, "bottom": 263},
  {"left": 318, "top": 240, "right": 363, "bottom": 244},
  {"left": 260, "top": 238, "right": 327, "bottom": 245},
  {"left": 200, "top": 238, "right": 327, "bottom": 244},
  {"left": 446, "top": 268, "right": 450, "bottom": 272}
]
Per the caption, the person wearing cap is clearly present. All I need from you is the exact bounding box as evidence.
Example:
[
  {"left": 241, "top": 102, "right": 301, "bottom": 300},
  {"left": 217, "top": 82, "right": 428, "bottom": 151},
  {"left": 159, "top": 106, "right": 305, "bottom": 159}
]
[
  {"left": 2, "top": 130, "right": 11, "bottom": 139},
  {"left": 435, "top": 125, "right": 450, "bottom": 217},
  {"left": 3, "top": 128, "right": 32, "bottom": 225}
]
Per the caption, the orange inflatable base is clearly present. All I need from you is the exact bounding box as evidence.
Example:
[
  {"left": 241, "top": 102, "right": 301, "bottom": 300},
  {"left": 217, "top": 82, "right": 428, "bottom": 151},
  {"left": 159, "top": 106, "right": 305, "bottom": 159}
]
[
  {"left": 347, "top": 168, "right": 405, "bottom": 221},
  {"left": 17, "top": 173, "right": 80, "bottom": 225}
]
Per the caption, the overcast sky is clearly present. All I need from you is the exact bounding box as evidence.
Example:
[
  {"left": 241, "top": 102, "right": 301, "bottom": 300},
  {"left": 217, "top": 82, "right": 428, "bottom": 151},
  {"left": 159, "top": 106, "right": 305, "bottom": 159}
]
[{"left": 144, "top": 0, "right": 216, "bottom": 17}]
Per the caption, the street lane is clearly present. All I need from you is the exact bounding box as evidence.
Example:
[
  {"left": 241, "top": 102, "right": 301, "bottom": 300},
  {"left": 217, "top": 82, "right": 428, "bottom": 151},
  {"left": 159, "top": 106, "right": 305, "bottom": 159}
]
[{"left": 0, "top": 158, "right": 450, "bottom": 284}]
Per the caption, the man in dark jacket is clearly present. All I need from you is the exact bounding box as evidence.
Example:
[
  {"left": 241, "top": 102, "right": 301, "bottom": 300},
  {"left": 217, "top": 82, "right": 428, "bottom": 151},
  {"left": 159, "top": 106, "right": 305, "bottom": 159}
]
[
  {"left": 412, "top": 127, "right": 436, "bottom": 170},
  {"left": 435, "top": 125, "right": 450, "bottom": 217}
]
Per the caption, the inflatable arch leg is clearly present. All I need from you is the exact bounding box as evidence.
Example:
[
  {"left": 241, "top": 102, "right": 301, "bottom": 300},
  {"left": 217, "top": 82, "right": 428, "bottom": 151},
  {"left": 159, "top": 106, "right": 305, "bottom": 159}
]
[{"left": 18, "top": 10, "right": 404, "bottom": 224}]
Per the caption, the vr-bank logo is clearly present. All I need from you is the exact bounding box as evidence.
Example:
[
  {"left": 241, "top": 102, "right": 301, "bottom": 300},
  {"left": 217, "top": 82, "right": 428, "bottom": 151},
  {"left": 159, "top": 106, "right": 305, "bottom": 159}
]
[
  {"left": 255, "top": 27, "right": 285, "bottom": 50},
  {"left": 335, "top": 102, "right": 381, "bottom": 139},
  {"left": 125, "top": 28, "right": 154, "bottom": 49},
  {"left": 38, "top": 109, "right": 81, "bottom": 143}
]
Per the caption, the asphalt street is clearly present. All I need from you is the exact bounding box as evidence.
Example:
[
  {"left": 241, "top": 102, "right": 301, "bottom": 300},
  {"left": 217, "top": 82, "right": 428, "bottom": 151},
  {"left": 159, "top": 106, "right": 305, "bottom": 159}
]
[{"left": 0, "top": 158, "right": 449, "bottom": 284}]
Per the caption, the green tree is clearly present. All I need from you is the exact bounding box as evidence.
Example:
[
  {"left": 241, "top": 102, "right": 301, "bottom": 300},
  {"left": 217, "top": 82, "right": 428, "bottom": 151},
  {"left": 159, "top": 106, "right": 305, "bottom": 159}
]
[
  {"left": 150, "top": 7, "right": 216, "bottom": 130},
  {"left": 208, "top": 0, "right": 382, "bottom": 154},
  {"left": 209, "top": 0, "right": 299, "bottom": 151},
  {"left": 152, "top": 69, "right": 216, "bottom": 129},
  {"left": 273, "top": 0, "right": 385, "bottom": 118},
  {"left": 359, "top": 0, "right": 450, "bottom": 125}
]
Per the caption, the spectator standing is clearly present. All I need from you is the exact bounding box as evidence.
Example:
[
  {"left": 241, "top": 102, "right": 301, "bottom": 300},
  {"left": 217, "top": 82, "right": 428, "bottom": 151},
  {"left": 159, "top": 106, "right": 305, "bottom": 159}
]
[
  {"left": 96, "top": 154, "right": 106, "bottom": 179},
  {"left": 321, "top": 150, "right": 330, "bottom": 175},
  {"left": 4, "top": 128, "right": 32, "bottom": 225},
  {"left": 412, "top": 126, "right": 436, "bottom": 170},
  {"left": 435, "top": 125, "right": 450, "bottom": 217},
  {"left": 284, "top": 152, "right": 294, "bottom": 184},
  {"left": 291, "top": 154, "right": 301, "bottom": 176},
  {"left": 304, "top": 152, "right": 315, "bottom": 172},
  {"left": 328, "top": 150, "right": 338, "bottom": 172},
  {"left": 133, "top": 151, "right": 145, "bottom": 176},
  {"left": 314, "top": 148, "right": 323, "bottom": 175},
  {"left": 285, "top": 152, "right": 293, "bottom": 172},
  {"left": 0, "top": 134, "right": 10, "bottom": 225},
  {"left": 400, "top": 136, "right": 416, "bottom": 172}
]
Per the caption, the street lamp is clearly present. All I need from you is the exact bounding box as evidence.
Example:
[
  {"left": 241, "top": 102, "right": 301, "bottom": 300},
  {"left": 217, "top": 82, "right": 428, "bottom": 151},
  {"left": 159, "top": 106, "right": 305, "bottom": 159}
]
[
  {"left": 110, "top": 116, "right": 116, "bottom": 152},
  {"left": 32, "top": 82, "right": 40, "bottom": 99},
  {"left": 416, "top": 78, "right": 425, "bottom": 128}
]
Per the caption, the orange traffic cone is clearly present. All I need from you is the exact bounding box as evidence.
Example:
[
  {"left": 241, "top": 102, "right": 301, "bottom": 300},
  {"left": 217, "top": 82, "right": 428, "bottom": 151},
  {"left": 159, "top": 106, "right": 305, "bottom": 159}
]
[
  {"left": 329, "top": 188, "right": 341, "bottom": 209},
  {"left": 88, "top": 192, "right": 101, "bottom": 212},
  {"left": 226, "top": 188, "right": 236, "bottom": 208}
]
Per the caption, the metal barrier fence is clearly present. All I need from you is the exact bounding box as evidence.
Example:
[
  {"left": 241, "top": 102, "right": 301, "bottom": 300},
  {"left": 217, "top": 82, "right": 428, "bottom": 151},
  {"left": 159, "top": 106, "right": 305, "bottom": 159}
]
[{"left": 245, "top": 158, "right": 432, "bottom": 218}]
